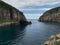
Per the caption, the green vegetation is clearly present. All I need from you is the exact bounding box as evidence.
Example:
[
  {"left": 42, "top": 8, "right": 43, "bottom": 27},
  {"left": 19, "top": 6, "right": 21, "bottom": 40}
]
[
  {"left": 0, "top": 0, "right": 25, "bottom": 24},
  {"left": 56, "top": 41, "right": 60, "bottom": 45},
  {"left": 0, "top": 0, "right": 23, "bottom": 14},
  {"left": 0, "top": 19, "right": 16, "bottom": 24},
  {"left": 0, "top": 0, "right": 13, "bottom": 9},
  {"left": 0, "top": 1, "right": 12, "bottom": 9},
  {"left": 0, "top": 0, "right": 19, "bottom": 24}
]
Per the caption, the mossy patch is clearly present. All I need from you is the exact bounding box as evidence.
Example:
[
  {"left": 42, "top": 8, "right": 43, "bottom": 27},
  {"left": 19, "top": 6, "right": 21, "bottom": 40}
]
[
  {"left": 0, "top": 19, "right": 16, "bottom": 24},
  {"left": 56, "top": 41, "right": 60, "bottom": 45}
]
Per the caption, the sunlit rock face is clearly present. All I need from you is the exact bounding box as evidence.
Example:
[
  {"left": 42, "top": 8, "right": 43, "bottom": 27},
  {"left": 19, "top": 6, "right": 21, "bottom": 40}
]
[
  {"left": 0, "top": 0, "right": 29, "bottom": 24},
  {"left": 39, "top": 7, "right": 60, "bottom": 23}
]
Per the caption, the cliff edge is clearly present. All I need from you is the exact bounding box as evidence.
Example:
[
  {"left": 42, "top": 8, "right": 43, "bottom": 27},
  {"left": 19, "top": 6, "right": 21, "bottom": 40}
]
[
  {"left": 0, "top": 0, "right": 31, "bottom": 25},
  {"left": 39, "top": 7, "right": 60, "bottom": 23}
]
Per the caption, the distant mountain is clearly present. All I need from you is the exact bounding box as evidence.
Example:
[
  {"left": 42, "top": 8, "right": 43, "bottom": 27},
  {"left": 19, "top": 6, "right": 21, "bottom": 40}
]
[{"left": 39, "top": 7, "right": 60, "bottom": 23}]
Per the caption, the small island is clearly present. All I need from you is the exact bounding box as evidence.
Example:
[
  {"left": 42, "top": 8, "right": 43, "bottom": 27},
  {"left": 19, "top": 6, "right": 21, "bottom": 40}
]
[{"left": 39, "top": 7, "right": 60, "bottom": 23}]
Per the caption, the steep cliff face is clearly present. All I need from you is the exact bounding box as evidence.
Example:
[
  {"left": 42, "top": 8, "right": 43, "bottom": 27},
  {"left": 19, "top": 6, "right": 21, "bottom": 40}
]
[
  {"left": 0, "top": 0, "right": 29, "bottom": 24},
  {"left": 39, "top": 7, "right": 60, "bottom": 23}
]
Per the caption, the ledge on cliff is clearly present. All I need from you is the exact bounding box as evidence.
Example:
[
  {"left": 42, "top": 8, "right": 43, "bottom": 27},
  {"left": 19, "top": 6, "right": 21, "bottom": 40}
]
[
  {"left": 39, "top": 7, "right": 60, "bottom": 23},
  {"left": 43, "top": 33, "right": 60, "bottom": 45}
]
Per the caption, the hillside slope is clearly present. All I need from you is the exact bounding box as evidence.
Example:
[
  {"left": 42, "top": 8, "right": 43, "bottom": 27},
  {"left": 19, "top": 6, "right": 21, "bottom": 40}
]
[
  {"left": 0, "top": 0, "right": 30, "bottom": 25},
  {"left": 39, "top": 7, "right": 60, "bottom": 23}
]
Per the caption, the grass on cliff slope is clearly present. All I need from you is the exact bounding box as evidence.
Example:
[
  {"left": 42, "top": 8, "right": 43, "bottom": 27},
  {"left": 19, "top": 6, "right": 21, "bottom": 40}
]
[
  {"left": 0, "top": 19, "right": 16, "bottom": 24},
  {"left": 56, "top": 41, "right": 60, "bottom": 45},
  {"left": 0, "top": 1, "right": 22, "bottom": 13}
]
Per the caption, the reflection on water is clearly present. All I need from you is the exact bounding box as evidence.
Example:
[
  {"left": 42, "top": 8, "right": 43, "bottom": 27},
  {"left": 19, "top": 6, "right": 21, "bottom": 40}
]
[
  {"left": 0, "top": 20, "right": 60, "bottom": 45},
  {"left": 0, "top": 25, "right": 27, "bottom": 45}
]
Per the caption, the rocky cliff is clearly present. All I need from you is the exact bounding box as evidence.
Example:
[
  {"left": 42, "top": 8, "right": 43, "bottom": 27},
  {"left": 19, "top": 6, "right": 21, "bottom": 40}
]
[
  {"left": 43, "top": 33, "right": 60, "bottom": 45},
  {"left": 39, "top": 7, "right": 60, "bottom": 23},
  {"left": 0, "top": 0, "right": 30, "bottom": 25}
]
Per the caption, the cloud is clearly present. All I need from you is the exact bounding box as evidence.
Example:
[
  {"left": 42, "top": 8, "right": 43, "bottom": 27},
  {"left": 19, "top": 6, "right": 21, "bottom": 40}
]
[
  {"left": 20, "top": 8, "right": 51, "bottom": 11},
  {"left": 2, "top": 0, "right": 60, "bottom": 19},
  {"left": 19, "top": 8, "right": 51, "bottom": 14},
  {"left": 24, "top": 14, "right": 42, "bottom": 19},
  {"left": 2, "top": 0, "right": 60, "bottom": 9}
]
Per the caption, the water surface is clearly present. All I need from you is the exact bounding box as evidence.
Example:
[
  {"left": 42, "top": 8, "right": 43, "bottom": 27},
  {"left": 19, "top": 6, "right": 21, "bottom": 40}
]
[{"left": 0, "top": 20, "right": 60, "bottom": 45}]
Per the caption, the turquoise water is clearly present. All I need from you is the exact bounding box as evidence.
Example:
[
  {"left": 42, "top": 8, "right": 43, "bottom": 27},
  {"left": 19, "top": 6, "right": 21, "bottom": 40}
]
[{"left": 0, "top": 20, "right": 60, "bottom": 45}]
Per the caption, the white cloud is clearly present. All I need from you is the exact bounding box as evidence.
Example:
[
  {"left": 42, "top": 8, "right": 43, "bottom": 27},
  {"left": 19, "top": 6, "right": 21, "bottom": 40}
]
[
  {"left": 20, "top": 8, "right": 52, "bottom": 11},
  {"left": 2, "top": 0, "right": 60, "bottom": 19},
  {"left": 47, "top": 1, "right": 60, "bottom": 5},
  {"left": 2, "top": 0, "right": 60, "bottom": 9},
  {"left": 24, "top": 14, "right": 42, "bottom": 19}
]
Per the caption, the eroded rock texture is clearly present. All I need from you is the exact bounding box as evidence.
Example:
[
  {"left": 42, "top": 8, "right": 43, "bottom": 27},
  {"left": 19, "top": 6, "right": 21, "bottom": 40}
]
[
  {"left": 39, "top": 7, "right": 60, "bottom": 23},
  {"left": 0, "top": 0, "right": 29, "bottom": 24}
]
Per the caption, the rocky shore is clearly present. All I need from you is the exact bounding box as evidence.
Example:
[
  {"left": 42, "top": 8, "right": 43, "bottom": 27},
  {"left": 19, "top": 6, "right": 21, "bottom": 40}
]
[
  {"left": 43, "top": 33, "right": 60, "bottom": 45},
  {"left": 39, "top": 7, "right": 60, "bottom": 23},
  {"left": 0, "top": 22, "right": 18, "bottom": 27}
]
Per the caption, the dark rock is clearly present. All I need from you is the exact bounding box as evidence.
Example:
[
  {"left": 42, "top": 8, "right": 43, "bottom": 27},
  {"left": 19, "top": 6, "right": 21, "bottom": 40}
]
[
  {"left": 28, "top": 21, "right": 32, "bottom": 24},
  {"left": 19, "top": 20, "right": 32, "bottom": 25}
]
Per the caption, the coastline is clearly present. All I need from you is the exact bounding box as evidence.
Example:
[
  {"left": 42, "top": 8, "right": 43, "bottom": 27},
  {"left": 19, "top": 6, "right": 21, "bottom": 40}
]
[
  {"left": 0, "top": 22, "right": 18, "bottom": 27},
  {"left": 43, "top": 33, "right": 60, "bottom": 45}
]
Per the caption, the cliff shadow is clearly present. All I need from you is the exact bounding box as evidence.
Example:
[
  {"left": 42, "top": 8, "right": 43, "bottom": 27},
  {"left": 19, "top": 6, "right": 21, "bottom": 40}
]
[{"left": 0, "top": 24, "right": 27, "bottom": 45}]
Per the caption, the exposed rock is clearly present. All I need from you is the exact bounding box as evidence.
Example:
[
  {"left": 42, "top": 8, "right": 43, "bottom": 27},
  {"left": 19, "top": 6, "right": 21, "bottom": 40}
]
[
  {"left": 29, "top": 21, "right": 32, "bottom": 24},
  {"left": 56, "top": 34, "right": 60, "bottom": 39},
  {"left": 19, "top": 20, "right": 32, "bottom": 25},
  {"left": 0, "top": 0, "right": 30, "bottom": 25},
  {"left": 39, "top": 7, "right": 60, "bottom": 23},
  {"left": 43, "top": 33, "right": 60, "bottom": 45}
]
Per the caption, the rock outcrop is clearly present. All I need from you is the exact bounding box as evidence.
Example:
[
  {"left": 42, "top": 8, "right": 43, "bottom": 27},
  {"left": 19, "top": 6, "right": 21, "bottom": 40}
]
[
  {"left": 43, "top": 33, "right": 60, "bottom": 45},
  {"left": 0, "top": 0, "right": 30, "bottom": 25},
  {"left": 39, "top": 7, "right": 60, "bottom": 23}
]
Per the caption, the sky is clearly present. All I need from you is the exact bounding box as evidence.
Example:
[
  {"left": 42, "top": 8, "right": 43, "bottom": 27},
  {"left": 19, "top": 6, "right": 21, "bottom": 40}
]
[{"left": 2, "top": 0, "right": 60, "bottom": 19}]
